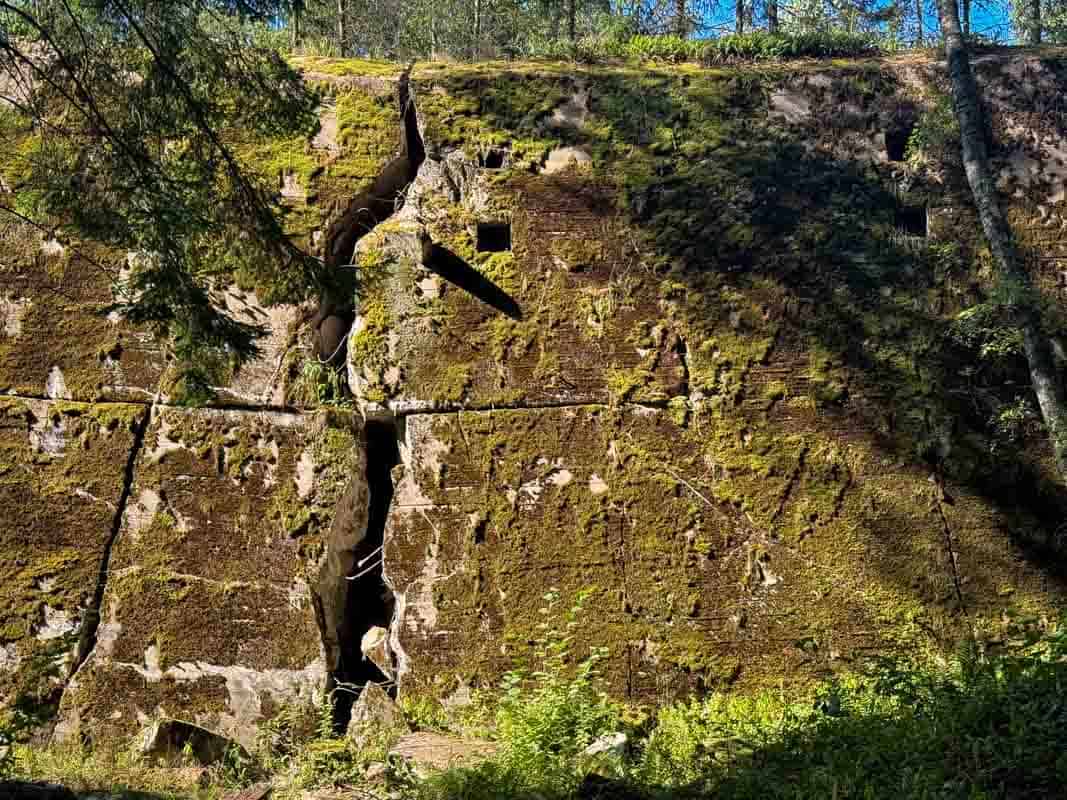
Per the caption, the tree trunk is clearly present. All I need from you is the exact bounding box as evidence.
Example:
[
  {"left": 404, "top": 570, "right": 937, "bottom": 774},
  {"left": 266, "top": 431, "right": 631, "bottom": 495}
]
[
  {"left": 290, "top": 2, "right": 301, "bottom": 50},
  {"left": 961, "top": 0, "right": 970, "bottom": 35},
  {"left": 430, "top": 0, "right": 438, "bottom": 61},
  {"left": 1029, "top": 0, "right": 1042, "bottom": 44},
  {"left": 938, "top": 0, "right": 1067, "bottom": 482},
  {"left": 675, "top": 0, "right": 687, "bottom": 36},
  {"left": 568, "top": 0, "right": 577, "bottom": 41},
  {"left": 736, "top": 0, "right": 744, "bottom": 34},
  {"left": 336, "top": 0, "right": 345, "bottom": 56},
  {"left": 474, "top": 0, "right": 482, "bottom": 58},
  {"left": 767, "top": 0, "right": 778, "bottom": 33},
  {"left": 915, "top": 0, "right": 923, "bottom": 44}
]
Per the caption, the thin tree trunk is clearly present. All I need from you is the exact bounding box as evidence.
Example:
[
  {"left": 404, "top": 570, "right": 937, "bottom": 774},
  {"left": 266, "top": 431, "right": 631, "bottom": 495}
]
[
  {"left": 336, "top": 0, "right": 345, "bottom": 56},
  {"left": 962, "top": 0, "right": 970, "bottom": 35},
  {"left": 1029, "top": 0, "right": 1042, "bottom": 43},
  {"left": 768, "top": 0, "right": 778, "bottom": 33},
  {"left": 938, "top": 0, "right": 1067, "bottom": 482},
  {"left": 915, "top": 0, "right": 923, "bottom": 44},
  {"left": 430, "top": 0, "right": 438, "bottom": 61},
  {"left": 675, "top": 0, "right": 687, "bottom": 36},
  {"left": 736, "top": 0, "right": 744, "bottom": 34},
  {"left": 475, "top": 0, "right": 484, "bottom": 57},
  {"left": 291, "top": 3, "right": 301, "bottom": 50},
  {"left": 568, "top": 0, "right": 577, "bottom": 40}
]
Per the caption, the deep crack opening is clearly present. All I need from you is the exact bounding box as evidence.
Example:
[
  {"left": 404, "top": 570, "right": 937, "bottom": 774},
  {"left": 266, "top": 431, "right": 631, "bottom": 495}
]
[
  {"left": 314, "top": 66, "right": 426, "bottom": 365},
  {"left": 895, "top": 203, "right": 928, "bottom": 237},
  {"left": 332, "top": 418, "right": 401, "bottom": 730},
  {"left": 885, "top": 121, "right": 914, "bottom": 163}
]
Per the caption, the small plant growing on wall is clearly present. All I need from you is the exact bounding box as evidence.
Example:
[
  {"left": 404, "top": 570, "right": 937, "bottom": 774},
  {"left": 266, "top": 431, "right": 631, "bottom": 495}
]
[
  {"left": 292, "top": 360, "right": 351, "bottom": 408},
  {"left": 492, "top": 588, "right": 621, "bottom": 794}
]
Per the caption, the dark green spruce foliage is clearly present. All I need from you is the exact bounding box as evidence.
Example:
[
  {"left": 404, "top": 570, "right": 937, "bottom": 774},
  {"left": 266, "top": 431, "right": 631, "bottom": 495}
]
[{"left": 0, "top": 1, "right": 321, "bottom": 400}]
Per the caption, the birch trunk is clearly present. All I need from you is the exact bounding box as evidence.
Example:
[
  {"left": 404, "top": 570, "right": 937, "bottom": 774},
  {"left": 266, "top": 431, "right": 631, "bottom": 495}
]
[
  {"left": 473, "top": 0, "right": 482, "bottom": 58},
  {"left": 336, "top": 0, "right": 345, "bottom": 56},
  {"left": 938, "top": 0, "right": 1067, "bottom": 481},
  {"left": 430, "top": 0, "right": 437, "bottom": 61}
]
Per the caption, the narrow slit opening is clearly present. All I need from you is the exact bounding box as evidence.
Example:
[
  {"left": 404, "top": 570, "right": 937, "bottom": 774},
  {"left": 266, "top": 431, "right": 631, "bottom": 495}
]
[
  {"left": 332, "top": 419, "right": 400, "bottom": 730},
  {"left": 885, "top": 121, "right": 914, "bottom": 162},
  {"left": 480, "top": 149, "right": 506, "bottom": 169}
]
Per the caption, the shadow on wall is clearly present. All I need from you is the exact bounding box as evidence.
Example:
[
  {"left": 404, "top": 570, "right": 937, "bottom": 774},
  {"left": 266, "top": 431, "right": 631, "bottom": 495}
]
[
  {"left": 425, "top": 244, "right": 523, "bottom": 320},
  {"left": 423, "top": 62, "right": 1067, "bottom": 624},
  {"left": 592, "top": 66, "right": 1067, "bottom": 572}
]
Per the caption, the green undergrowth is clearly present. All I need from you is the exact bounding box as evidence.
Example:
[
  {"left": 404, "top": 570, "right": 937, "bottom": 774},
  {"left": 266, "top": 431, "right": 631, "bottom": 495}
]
[
  {"left": 522, "top": 31, "right": 881, "bottom": 64},
  {"left": 411, "top": 594, "right": 1067, "bottom": 800},
  {"left": 8, "top": 592, "right": 1067, "bottom": 800}
]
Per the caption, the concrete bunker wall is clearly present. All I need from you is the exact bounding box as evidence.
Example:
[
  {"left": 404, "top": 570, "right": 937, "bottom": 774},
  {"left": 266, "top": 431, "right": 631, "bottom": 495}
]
[{"left": 4, "top": 52, "right": 1067, "bottom": 745}]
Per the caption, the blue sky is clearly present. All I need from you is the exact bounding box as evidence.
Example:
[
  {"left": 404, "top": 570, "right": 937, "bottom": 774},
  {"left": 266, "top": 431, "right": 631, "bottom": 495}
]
[{"left": 699, "top": 0, "right": 1018, "bottom": 42}]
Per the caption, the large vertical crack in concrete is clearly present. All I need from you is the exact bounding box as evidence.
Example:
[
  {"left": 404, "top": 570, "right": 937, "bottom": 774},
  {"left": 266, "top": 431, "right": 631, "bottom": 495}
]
[
  {"left": 69, "top": 404, "right": 151, "bottom": 678},
  {"left": 341, "top": 419, "right": 400, "bottom": 725},
  {"left": 311, "top": 68, "right": 426, "bottom": 727},
  {"left": 313, "top": 416, "right": 402, "bottom": 730},
  {"left": 312, "top": 66, "right": 426, "bottom": 367}
]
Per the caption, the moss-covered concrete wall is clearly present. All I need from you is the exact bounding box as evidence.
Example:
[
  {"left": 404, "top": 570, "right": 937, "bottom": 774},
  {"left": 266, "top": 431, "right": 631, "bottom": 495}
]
[
  {"left": 386, "top": 405, "right": 1055, "bottom": 701},
  {"left": 5, "top": 49, "right": 1067, "bottom": 745},
  {"left": 54, "top": 407, "right": 361, "bottom": 748},
  {"left": 0, "top": 398, "right": 144, "bottom": 724},
  {"left": 354, "top": 51, "right": 1067, "bottom": 702},
  {"left": 0, "top": 70, "right": 398, "bottom": 743}
]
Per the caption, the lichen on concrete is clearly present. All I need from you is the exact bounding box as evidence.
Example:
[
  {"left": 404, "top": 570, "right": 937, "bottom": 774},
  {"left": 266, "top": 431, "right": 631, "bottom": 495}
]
[
  {"left": 57, "top": 406, "right": 361, "bottom": 747},
  {"left": 6, "top": 51, "right": 1067, "bottom": 746},
  {"left": 0, "top": 397, "right": 144, "bottom": 721}
]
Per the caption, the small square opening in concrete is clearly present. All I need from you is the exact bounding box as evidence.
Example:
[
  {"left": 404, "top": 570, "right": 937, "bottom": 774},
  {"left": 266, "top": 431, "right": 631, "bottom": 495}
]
[
  {"left": 895, "top": 204, "right": 927, "bottom": 237},
  {"left": 477, "top": 222, "right": 511, "bottom": 252}
]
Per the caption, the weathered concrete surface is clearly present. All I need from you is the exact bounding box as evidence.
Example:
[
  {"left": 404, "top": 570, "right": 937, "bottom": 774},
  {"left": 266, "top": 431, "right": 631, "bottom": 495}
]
[
  {"left": 357, "top": 54, "right": 1067, "bottom": 706},
  {"left": 0, "top": 216, "right": 305, "bottom": 407},
  {"left": 56, "top": 407, "right": 361, "bottom": 749},
  {"left": 386, "top": 406, "right": 1059, "bottom": 701},
  {"left": 0, "top": 398, "right": 144, "bottom": 716},
  {"left": 0, "top": 219, "right": 163, "bottom": 402},
  {"left": 348, "top": 161, "right": 687, "bottom": 413},
  {"left": 5, "top": 50, "right": 1067, "bottom": 745},
  {"left": 212, "top": 287, "right": 302, "bottom": 408}
]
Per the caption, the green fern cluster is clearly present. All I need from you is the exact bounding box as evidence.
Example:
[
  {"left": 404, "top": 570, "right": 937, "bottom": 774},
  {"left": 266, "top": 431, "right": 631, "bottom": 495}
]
[{"left": 493, "top": 590, "right": 621, "bottom": 792}]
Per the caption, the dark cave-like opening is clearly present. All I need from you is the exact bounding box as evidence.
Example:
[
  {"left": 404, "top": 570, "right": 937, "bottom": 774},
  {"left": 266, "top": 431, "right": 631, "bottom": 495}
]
[
  {"left": 480, "top": 149, "right": 506, "bottom": 169},
  {"left": 895, "top": 204, "right": 928, "bottom": 237},
  {"left": 885, "top": 121, "right": 914, "bottom": 163},
  {"left": 332, "top": 418, "right": 401, "bottom": 730}
]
